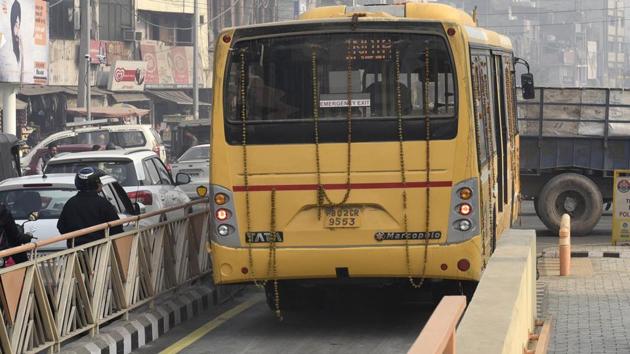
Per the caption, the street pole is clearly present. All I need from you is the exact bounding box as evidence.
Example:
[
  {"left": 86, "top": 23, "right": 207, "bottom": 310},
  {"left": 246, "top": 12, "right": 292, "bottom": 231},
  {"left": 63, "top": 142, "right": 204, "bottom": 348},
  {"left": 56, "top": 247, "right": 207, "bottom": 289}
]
[
  {"left": 1, "top": 85, "right": 17, "bottom": 135},
  {"left": 192, "top": 0, "right": 199, "bottom": 120},
  {"left": 86, "top": 56, "right": 91, "bottom": 121},
  {"left": 78, "top": 0, "right": 91, "bottom": 110}
]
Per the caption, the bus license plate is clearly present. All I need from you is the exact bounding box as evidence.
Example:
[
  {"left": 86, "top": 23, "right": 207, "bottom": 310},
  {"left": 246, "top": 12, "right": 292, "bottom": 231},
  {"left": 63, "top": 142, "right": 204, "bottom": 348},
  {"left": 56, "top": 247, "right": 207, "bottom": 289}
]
[{"left": 324, "top": 207, "right": 361, "bottom": 228}]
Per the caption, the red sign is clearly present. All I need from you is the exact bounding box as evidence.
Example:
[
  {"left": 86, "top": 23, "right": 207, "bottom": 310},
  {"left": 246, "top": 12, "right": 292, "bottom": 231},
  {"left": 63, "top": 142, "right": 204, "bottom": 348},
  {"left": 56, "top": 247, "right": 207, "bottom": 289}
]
[
  {"left": 90, "top": 40, "right": 107, "bottom": 64},
  {"left": 140, "top": 43, "right": 159, "bottom": 85},
  {"left": 169, "top": 46, "right": 189, "bottom": 85}
]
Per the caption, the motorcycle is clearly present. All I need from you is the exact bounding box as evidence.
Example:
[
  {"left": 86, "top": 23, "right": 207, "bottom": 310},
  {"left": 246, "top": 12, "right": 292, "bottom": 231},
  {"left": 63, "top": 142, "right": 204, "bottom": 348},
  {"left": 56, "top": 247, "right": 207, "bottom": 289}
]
[{"left": 0, "top": 212, "right": 39, "bottom": 267}]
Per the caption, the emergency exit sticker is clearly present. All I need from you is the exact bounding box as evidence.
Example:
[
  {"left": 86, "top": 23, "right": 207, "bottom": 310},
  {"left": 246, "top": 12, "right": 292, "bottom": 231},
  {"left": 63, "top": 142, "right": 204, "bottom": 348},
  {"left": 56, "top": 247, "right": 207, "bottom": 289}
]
[{"left": 612, "top": 170, "right": 630, "bottom": 245}]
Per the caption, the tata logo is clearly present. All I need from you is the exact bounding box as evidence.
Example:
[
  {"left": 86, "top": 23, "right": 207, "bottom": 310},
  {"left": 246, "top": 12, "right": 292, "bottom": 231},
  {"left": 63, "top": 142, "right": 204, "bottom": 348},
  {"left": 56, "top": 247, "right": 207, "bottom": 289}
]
[{"left": 245, "top": 232, "right": 284, "bottom": 243}]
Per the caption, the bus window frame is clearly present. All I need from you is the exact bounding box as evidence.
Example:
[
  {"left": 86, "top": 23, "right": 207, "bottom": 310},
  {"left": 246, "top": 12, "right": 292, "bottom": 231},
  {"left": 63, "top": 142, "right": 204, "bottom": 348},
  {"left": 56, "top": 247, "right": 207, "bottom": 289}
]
[{"left": 220, "top": 22, "right": 460, "bottom": 145}]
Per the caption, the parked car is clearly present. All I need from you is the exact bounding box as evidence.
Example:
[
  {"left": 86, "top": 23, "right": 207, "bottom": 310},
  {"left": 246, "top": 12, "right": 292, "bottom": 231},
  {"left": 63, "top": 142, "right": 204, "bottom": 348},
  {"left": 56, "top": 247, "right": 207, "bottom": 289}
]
[
  {"left": 22, "top": 124, "right": 166, "bottom": 174},
  {"left": 43, "top": 149, "right": 191, "bottom": 219},
  {"left": 24, "top": 144, "right": 97, "bottom": 175},
  {"left": 170, "top": 144, "right": 209, "bottom": 199},
  {"left": 0, "top": 174, "right": 144, "bottom": 251}
]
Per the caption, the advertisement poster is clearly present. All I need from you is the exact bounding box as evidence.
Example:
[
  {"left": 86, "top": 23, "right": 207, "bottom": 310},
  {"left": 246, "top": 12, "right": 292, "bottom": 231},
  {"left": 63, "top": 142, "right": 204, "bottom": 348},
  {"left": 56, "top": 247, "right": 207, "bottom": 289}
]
[
  {"left": 108, "top": 60, "right": 147, "bottom": 92},
  {"left": 612, "top": 170, "right": 630, "bottom": 245},
  {"left": 0, "top": 0, "right": 48, "bottom": 84},
  {"left": 140, "top": 40, "right": 198, "bottom": 88}
]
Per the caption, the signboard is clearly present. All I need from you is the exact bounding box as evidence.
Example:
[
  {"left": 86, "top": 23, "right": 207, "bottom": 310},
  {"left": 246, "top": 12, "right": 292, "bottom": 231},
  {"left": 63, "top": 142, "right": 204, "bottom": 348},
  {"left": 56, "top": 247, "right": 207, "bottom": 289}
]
[
  {"left": 612, "top": 170, "right": 630, "bottom": 245},
  {"left": 108, "top": 60, "right": 147, "bottom": 92},
  {"left": 140, "top": 40, "right": 201, "bottom": 88},
  {"left": 90, "top": 40, "right": 107, "bottom": 64},
  {"left": 0, "top": 0, "right": 48, "bottom": 84}
]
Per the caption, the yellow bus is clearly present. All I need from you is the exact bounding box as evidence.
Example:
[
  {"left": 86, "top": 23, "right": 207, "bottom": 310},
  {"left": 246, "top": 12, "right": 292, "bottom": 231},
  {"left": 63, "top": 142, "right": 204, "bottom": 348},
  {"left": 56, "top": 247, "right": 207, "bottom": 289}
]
[{"left": 209, "top": 3, "right": 529, "bottom": 306}]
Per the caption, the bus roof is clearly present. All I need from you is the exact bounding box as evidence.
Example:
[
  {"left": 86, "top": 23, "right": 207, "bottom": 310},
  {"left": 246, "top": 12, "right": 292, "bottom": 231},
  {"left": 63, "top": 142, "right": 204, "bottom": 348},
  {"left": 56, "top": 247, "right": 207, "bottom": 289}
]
[
  {"left": 222, "top": 3, "right": 511, "bottom": 51},
  {"left": 300, "top": 3, "right": 511, "bottom": 50}
]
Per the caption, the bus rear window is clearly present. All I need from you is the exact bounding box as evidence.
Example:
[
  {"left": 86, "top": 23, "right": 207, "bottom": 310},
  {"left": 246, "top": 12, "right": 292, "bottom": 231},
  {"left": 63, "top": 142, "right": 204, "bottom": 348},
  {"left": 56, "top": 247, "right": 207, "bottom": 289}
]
[{"left": 224, "top": 30, "right": 457, "bottom": 144}]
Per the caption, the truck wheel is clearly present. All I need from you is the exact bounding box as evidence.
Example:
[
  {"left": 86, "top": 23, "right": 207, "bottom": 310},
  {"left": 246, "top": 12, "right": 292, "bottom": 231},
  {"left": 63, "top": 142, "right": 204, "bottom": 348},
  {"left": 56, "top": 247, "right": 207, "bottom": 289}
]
[{"left": 536, "top": 173, "right": 602, "bottom": 236}]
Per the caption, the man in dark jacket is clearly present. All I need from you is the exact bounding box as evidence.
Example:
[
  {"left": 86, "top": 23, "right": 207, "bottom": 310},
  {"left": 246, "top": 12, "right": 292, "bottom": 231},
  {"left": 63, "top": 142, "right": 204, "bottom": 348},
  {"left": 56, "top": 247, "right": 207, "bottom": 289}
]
[
  {"left": 0, "top": 204, "right": 34, "bottom": 264},
  {"left": 57, "top": 167, "right": 124, "bottom": 248}
]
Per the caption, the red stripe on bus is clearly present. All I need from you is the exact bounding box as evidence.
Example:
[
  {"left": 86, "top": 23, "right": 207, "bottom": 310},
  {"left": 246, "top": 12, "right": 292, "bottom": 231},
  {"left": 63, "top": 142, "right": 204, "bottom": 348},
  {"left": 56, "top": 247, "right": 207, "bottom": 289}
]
[{"left": 232, "top": 181, "right": 452, "bottom": 192}]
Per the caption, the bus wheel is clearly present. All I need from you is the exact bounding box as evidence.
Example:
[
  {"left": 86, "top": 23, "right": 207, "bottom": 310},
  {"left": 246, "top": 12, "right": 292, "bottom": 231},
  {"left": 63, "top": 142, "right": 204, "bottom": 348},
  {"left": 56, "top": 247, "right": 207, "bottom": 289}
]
[{"left": 536, "top": 173, "right": 602, "bottom": 236}]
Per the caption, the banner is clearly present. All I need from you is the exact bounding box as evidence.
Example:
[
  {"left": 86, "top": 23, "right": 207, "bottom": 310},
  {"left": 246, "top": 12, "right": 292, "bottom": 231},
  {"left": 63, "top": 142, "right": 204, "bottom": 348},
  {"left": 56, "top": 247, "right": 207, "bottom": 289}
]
[
  {"left": 0, "top": 0, "right": 48, "bottom": 84},
  {"left": 108, "top": 60, "right": 147, "bottom": 92}
]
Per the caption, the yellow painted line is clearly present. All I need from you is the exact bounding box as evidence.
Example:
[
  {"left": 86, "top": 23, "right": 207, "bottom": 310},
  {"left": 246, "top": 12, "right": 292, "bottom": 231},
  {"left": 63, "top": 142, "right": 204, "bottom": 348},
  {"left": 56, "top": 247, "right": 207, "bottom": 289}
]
[{"left": 160, "top": 295, "right": 263, "bottom": 354}]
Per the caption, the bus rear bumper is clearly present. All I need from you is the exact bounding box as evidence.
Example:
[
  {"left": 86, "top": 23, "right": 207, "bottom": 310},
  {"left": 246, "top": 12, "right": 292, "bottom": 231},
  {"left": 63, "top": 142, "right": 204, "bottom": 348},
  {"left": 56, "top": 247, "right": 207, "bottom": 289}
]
[{"left": 210, "top": 236, "right": 484, "bottom": 284}]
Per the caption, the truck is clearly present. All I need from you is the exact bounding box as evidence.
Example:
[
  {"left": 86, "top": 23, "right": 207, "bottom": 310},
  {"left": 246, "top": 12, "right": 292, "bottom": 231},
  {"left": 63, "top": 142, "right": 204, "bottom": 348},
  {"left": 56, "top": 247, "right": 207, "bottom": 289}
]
[{"left": 518, "top": 87, "right": 630, "bottom": 235}]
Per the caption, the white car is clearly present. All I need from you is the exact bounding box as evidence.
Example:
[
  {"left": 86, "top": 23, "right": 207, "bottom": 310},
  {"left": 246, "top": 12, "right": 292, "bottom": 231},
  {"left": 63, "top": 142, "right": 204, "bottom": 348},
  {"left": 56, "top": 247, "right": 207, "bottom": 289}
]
[
  {"left": 22, "top": 124, "right": 166, "bottom": 174},
  {"left": 0, "top": 174, "right": 143, "bottom": 251},
  {"left": 44, "top": 149, "right": 191, "bottom": 219},
  {"left": 170, "top": 144, "right": 209, "bottom": 200}
]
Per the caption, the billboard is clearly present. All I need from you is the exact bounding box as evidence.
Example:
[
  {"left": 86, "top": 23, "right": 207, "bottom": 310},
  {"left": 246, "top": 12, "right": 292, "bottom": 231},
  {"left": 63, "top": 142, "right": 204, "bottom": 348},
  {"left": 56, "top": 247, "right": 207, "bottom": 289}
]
[
  {"left": 108, "top": 60, "right": 147, "bottom": 92},
  {"left": 140, "top": 40, "right": 202, "bottom": 88},
  {"left": 0, "top": 0, "right": 48, "bottom": 84}
]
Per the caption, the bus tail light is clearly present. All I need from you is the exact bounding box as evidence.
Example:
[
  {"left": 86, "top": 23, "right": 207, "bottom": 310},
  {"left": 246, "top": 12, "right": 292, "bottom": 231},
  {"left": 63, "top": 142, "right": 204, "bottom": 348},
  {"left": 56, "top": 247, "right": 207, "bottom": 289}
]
[
  {"left": 457, "top": 203, "right": 472, "bottom": 216},
  {"left": 214, "top": 193, "right": 228, "bottom": 205},
  {"left": 455, "top": 219, "right": 471, "bottom": 232},
  {"left": 216, "top": 208, "right": 230, "bottom": 221},
  {"left": 127, "top": 190, "right": 153, "bottom": 205},
  {"left": 210, "top": 185, "right": 239, "bottom": 245},
  {"left": 447, "top": 178, "right": 479, "bottom": 244}
]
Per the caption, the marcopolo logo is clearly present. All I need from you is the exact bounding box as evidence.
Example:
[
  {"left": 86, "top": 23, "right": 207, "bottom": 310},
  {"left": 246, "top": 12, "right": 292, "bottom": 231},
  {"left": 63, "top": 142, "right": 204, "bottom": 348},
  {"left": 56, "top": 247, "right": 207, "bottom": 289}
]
[{"left": 618, "top": 179, "right": 630, "bottom": 193}]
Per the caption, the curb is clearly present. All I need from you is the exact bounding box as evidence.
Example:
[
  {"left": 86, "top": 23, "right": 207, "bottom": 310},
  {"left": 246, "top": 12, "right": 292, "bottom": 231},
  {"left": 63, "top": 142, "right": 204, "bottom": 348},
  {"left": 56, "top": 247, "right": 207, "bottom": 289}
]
[
  {"left": 541, "top": 250, "right": 630, "bottom": 258},
  {"left": 61, "top": 281, "right": 245, "bottom": 354}
]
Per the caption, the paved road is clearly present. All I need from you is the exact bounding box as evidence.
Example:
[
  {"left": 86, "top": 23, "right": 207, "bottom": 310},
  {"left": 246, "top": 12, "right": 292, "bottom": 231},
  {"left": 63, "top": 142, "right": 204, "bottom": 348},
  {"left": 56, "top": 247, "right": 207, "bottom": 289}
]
[
  {"left": 135, "top": 286, "right": 435, "bottom": 354},
  {"left": 134, "top": 201, "right": 613, "bottom": 354}
]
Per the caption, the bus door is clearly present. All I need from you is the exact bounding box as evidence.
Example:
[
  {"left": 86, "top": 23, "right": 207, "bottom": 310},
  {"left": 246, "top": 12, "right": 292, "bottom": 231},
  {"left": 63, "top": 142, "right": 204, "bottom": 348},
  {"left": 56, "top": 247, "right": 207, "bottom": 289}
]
[
  {"left": 471, "top": 51, "right": 498, "bottom": 258},
  {"left": 491, "top": 53, "right": 510, "bottom": 225}
]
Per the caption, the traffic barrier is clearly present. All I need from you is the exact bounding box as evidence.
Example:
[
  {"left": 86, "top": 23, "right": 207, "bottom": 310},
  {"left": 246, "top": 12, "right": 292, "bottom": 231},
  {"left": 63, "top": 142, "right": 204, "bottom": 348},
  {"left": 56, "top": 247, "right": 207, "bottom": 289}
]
[
  {"left": 407, "top": 295, "right": 466, "bottom": 354},
  {"left": 559, "top": 214, "right": 571, "bottom": 276},
  {"left": 0, "top": 199, "right": 211, "bottom": 354},
  {"left": 456, "top": 229, "right": 537, "bottom": 354}
]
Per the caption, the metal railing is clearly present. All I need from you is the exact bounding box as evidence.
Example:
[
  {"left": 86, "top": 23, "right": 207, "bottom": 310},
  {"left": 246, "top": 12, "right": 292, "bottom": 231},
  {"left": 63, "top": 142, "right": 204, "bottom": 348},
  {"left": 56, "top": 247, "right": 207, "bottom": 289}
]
[
  {"left": 0, "top": 199, "right": 211, "bottom": 354},
  {"left": 407, "top": 296, "right": 466, "bottom": 354}
]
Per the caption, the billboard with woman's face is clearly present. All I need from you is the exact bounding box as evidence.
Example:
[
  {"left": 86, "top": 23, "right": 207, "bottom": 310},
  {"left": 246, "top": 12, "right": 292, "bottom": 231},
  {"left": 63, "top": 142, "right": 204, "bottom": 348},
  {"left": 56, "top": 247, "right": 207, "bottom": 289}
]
[{"left": 0, "top": 0, "right": 48, "bottom": 84}]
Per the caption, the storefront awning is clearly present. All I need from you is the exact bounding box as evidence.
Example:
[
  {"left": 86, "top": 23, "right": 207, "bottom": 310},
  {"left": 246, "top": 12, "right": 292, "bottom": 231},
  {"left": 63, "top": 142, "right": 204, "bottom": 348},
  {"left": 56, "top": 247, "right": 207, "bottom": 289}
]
[
  {"left": 66, "top": 106, "right": 150, "bottom": 118},
  {"left": 111, "top": 93, "right": 150, "bottom": 103},
  {"left": 19, "top": 85, "right": 109, "bottom": 97},
  {"left": 147, "top": 90, "right": 211, "bottom": 106}
]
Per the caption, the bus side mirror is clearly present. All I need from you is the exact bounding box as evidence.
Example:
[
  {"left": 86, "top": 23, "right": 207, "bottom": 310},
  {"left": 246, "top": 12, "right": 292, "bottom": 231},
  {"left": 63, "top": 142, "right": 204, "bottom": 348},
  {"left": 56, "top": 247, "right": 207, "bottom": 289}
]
[{"left": 521, "top": 73, "right": 535, "bottom": 99}]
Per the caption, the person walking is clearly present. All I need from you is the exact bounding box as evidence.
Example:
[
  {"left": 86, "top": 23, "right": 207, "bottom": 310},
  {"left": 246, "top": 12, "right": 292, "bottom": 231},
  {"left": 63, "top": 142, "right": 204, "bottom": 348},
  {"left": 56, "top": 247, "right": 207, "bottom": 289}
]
[
  {"left": 0, "top": 204, "right": 34, "bottom": 265},
  {"left": 57, "top": 167, "right": 123, "bottom": 248}
]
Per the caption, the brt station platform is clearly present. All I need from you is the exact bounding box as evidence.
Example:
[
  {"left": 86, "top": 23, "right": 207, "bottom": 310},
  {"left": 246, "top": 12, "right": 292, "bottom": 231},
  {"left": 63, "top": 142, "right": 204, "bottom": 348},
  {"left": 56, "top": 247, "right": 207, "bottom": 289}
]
[{"left": 0, "top": 198, "right": 624, "bottom": 354}]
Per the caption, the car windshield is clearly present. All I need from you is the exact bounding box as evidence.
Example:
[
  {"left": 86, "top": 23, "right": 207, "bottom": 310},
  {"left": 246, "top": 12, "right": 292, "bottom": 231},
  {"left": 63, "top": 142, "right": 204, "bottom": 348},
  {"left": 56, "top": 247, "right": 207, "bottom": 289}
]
[
  {"left": 45, "top": 160, "right": 139, "bottom": 187},
  {"left": 0, "top": 188, "right": 76, "bottom": 220},
  {"left": 178, "top": 146, "right": 209, "bottom": 162}
]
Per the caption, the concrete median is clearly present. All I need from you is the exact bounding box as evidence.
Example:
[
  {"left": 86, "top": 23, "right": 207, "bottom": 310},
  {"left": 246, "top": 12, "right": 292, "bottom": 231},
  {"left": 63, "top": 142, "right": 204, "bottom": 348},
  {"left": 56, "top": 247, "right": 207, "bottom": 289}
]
[{"left": 456, "top": 228, "right": 537, "bottom": 354}]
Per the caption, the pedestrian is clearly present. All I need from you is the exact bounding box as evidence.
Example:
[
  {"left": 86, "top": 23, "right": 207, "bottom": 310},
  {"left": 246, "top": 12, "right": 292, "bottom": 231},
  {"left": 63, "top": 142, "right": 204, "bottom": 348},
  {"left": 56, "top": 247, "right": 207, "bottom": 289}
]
[
  {"left": 0, "top": 203, "right": 34, "bottom": 265},
  {"left": 35, "top": 142, "right": 58, "bottom": 174},
  {"left": 57, "top": 167, "right": 123, "bottom": 248}
]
